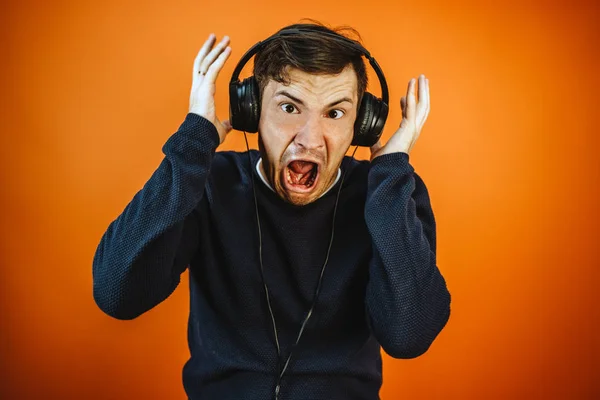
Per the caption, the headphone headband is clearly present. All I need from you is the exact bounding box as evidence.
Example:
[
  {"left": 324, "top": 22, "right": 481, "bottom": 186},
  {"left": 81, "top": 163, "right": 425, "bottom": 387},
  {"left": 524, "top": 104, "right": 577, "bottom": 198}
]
[{"left": 229, "top": 27, "right": 389, "bottom": 105}]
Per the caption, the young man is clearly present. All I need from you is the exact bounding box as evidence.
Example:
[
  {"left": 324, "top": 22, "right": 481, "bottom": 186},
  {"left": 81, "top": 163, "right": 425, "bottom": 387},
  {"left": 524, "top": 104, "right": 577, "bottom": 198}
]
[{"left": 93, "top": 22, "right": 451, "bottom": 400}]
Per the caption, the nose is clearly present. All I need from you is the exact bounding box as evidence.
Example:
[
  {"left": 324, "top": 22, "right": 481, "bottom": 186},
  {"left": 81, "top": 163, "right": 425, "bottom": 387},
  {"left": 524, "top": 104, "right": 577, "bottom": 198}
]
[{"left": 294, "top": 114, "right": 326, "bottom": 150}]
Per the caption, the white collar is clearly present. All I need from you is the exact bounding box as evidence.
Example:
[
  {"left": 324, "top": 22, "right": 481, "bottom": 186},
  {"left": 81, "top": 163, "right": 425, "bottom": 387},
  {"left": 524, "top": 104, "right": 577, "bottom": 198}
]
[{"left": 256, "top": 158, "right": 341, "bottom": 199}]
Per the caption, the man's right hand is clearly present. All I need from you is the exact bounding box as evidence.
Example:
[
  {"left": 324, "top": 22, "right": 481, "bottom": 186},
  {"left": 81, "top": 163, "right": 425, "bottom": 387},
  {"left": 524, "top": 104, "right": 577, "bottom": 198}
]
[{"left": 189, "top": 34, "right": 232, "bottom": 144}]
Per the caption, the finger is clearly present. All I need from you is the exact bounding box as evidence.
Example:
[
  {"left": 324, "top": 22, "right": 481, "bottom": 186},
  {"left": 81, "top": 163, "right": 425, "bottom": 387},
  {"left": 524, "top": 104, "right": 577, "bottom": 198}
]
[
  {"left": 204, "top": 46, "right": 232, "bottom": 83},
  {"left": 416, "top": 75, "right": 429, "bottom": 124},
  {"left": 406, "top": 78, "right": 416, "bottom": 121},
  {"left": 199, "top": 36, "right": 230, "bottom": 75},
  {"left": 418, "top": 74, "right": 426, "bottom": 105},
  {"left": 424, "top": 78, "right": 430, "bottom": 119},
  {"left": 400, "top": 96, "right": 407, "bottom": 119},
  {"left": 194, "top": 34, "right": 216, "bottom": 77}
]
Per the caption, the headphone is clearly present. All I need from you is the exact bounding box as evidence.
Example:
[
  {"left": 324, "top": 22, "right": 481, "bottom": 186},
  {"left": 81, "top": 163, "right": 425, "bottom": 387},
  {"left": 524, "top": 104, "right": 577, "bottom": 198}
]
[{"left": 229, "top": 27, "right": 390, "bottom": 147}]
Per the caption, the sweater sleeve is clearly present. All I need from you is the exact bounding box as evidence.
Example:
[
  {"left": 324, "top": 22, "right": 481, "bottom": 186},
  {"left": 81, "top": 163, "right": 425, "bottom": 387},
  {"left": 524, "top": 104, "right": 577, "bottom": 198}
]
[
  {"left": 364, "top": 151, "right": 451, "bottom": 358},
  {"left": 92, "top": 113, "right": 220, "bottom": 320}
]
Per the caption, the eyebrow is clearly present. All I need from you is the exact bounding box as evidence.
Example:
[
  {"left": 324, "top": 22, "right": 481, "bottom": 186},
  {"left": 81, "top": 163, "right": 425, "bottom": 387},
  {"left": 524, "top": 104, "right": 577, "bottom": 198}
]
[{"left": 274, "top": 90, "right": 354, "bottom": 108}]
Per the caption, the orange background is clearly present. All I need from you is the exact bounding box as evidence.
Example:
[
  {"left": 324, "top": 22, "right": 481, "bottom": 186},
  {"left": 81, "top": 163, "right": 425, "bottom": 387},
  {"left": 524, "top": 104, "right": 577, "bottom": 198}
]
[{"left": 1, "top": 0, "right": 599, "bottom": 398}]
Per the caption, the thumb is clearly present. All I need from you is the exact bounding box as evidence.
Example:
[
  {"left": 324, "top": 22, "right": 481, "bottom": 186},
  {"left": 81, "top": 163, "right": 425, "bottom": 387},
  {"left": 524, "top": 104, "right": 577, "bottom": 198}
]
[
  {"left": 221, "top": 119, "right": 233, "bottom": 133},
  {"left": 370, "top": 139, "right": 382, "bottom": 155}
]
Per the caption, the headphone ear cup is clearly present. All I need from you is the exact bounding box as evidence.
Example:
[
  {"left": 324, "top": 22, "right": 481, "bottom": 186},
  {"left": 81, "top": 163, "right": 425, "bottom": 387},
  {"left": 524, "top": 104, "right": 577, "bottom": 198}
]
[
  {"left": 353, "top": 92, "right": 374, "bottom": 146},
  {"left": 229, "top": 76, "right": 261, "bottom": 133},
  {"left": 243, "top": 76, "right": 260, "bottom": 133},
  {"left": 229, "top": 81, "right": 243, "bottom": 131},
  {"left": 353, "top": 92, "right": 388, "bottom": 147}
]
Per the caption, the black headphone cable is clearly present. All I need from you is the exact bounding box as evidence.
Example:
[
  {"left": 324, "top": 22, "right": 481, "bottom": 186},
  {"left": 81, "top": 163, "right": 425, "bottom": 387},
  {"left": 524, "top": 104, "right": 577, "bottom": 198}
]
[{"left": 243, "top": 131, "right": 358, "bottom": 400}]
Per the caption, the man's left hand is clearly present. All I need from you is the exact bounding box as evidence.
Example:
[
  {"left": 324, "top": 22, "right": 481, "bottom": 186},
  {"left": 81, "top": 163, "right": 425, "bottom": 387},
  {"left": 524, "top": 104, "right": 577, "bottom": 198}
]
[{"left": 370, "top": 74, "right": 430, "bottom": 161}]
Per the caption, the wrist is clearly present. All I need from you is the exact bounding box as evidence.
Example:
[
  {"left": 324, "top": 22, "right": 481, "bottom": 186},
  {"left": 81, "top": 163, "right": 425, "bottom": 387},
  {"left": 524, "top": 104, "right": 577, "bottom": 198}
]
[{"left": 372, "top": 147, "right": 410, "bottom": 161}]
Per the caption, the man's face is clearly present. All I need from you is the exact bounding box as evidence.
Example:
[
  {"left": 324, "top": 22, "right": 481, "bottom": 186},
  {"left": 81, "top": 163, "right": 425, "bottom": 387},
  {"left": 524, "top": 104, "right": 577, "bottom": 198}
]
[{"left": 258, "top": 65, "right": 358, "bottom": 206}]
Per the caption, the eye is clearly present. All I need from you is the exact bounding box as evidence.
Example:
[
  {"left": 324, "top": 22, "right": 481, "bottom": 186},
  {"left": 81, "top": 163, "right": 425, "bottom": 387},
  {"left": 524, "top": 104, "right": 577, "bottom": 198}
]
[
  {"left": 327, "top": 109, "right": 345, "bottom": 119},
  {"left": 280, "top": 103, "right": 299, "bottom": 114}
]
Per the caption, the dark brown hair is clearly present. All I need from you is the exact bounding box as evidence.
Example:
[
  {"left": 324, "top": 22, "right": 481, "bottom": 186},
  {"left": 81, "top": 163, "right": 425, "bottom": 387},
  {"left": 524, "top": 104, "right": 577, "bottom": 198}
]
[{"left": 253, "top": 20, "right": 368, "bottom": 108}]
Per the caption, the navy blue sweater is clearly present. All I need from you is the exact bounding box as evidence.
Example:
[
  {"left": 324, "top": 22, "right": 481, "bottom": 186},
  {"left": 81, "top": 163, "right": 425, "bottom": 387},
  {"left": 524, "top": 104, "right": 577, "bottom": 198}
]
[{"left": 92, "top": 113, "right": 451, "bottom": 400}]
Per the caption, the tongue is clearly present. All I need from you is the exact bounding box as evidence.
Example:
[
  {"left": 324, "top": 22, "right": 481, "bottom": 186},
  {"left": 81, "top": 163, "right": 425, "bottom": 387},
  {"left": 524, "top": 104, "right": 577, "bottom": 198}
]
[
  {"left": 288, "top": 160, "right": 316, "bottom": 186},
  {"left": 289, "top": 160, "right": 314, "bottom": 174}
]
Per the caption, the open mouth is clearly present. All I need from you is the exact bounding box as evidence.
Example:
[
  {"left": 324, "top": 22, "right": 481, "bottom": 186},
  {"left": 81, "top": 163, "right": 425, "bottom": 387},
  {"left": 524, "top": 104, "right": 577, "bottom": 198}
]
[{"left": 283, "top": 160, "right": 319, "bottom": 193}]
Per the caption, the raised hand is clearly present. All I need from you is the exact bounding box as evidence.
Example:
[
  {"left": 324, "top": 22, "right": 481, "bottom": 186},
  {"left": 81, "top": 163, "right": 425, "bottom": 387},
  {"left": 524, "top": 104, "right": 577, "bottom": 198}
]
[
  {"left": 189, "top": 34, "right": 233, "bottom": 144},
  {"left": 370, "top": 74, "right": 430, "bottom": 160}
]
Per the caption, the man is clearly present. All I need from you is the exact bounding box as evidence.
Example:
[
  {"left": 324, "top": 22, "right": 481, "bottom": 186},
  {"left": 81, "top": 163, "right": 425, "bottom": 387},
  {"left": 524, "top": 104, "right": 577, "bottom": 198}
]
[{"left": 93, "top": 22, "right": 451, "bottom": 400}]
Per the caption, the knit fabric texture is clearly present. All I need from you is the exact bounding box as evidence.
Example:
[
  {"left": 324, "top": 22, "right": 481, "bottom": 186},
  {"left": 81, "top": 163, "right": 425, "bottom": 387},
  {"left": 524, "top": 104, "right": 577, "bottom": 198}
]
[{"left": 92, "top": 113, "right": 451, "bottom": 400}]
